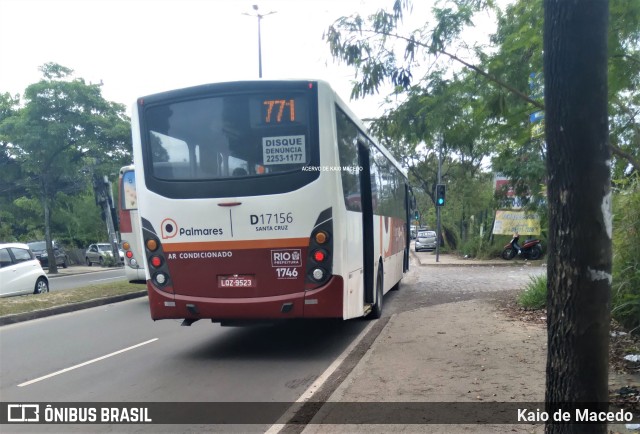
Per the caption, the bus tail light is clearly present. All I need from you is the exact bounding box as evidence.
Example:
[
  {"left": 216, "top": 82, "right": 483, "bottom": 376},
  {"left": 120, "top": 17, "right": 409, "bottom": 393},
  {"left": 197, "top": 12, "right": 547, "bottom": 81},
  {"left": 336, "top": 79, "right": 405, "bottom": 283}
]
[
  {"left": 150, "top": 256, "right": 163, "bottom": 268},
  {"left": 154, "top": 273, "right": 168, "bottom": 285},
  {"left": 146, "top": 239, "right": 158, "bottom": 251},
  {"left": 306, "top": 208, "right": 333, "bottom": 288},
  {"left": 311, "top": 268, "right": 326, "bottom": 281},
  {"left": 141, "top": 217, "right": 173, "bottom": 293},
  {"left": 314, "top": 231, "right": 328, "bottom": 244},
  {"left": 313, "top": 249, "right": 327, "bottom": 262}
]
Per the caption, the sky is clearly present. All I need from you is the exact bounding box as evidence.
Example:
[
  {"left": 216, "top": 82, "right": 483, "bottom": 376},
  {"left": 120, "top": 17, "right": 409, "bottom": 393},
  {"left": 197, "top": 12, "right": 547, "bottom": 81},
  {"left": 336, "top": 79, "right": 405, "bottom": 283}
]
[
  {"left": 0, "top": 0, "right": 498, "bottom": 121},
  {"left": 0, "top": 0, "right": 411, "bottom": 120}
]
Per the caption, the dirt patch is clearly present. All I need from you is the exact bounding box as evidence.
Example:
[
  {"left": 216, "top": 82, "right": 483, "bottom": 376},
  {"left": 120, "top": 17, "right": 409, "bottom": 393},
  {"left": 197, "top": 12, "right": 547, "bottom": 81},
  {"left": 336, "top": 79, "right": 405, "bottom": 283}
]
[{"left": 496, "top": 297, "right": 640, "bottom": 416}]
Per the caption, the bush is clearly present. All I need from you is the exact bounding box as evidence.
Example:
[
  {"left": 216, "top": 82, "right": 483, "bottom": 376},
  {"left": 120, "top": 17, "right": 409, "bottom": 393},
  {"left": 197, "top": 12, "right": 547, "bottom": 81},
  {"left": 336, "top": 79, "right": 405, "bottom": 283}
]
[
  {"left": 517, "top": 274, "right": 547, "bottom": 309},
  {"left": 101, "top": 255, "right": 119, "bottom": 268},
  {"left": 459, "top": 235, "right": 505, "bottom": 259}
]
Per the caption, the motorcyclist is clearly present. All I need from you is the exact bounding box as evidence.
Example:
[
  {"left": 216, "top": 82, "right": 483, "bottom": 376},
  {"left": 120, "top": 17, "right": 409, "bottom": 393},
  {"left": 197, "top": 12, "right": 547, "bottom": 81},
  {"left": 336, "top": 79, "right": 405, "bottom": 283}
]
[{"left": 512, "top": 231, "right": 522, "bottom": 255}]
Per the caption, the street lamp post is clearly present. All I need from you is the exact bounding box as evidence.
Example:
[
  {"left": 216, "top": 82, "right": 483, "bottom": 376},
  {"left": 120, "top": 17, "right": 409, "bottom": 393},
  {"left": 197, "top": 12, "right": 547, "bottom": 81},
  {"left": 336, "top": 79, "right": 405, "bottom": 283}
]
[{"left": 243, "top": 5, "right": 276, "bottom": 78}]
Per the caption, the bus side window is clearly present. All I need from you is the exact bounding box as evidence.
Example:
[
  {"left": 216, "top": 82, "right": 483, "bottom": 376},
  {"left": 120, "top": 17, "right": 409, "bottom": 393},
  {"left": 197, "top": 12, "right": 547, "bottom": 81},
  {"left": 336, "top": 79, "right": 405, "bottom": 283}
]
[{"left": 154, "top": 162, "right": 174, "bottom": 179}]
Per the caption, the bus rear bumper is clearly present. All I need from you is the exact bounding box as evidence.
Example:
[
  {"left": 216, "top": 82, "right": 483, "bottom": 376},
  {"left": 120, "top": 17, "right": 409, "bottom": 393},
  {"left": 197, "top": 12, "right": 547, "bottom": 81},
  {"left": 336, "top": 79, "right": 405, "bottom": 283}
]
[{"left": 146, "top": 276, "right": 344, "bottom": 322}]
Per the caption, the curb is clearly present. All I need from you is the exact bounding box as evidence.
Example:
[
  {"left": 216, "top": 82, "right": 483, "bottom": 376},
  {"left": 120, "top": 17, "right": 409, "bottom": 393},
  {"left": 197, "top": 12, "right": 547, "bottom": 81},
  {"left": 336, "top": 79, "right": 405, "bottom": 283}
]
[{"left": 0, "top": 291, "right": 147, "bottom": 326}]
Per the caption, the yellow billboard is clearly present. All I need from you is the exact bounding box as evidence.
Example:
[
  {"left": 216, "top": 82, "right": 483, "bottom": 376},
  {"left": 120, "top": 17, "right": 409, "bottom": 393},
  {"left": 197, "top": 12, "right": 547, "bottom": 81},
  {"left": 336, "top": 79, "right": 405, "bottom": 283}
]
[{"left": 492, "top": 210, "right": 541, "bottom": 235}]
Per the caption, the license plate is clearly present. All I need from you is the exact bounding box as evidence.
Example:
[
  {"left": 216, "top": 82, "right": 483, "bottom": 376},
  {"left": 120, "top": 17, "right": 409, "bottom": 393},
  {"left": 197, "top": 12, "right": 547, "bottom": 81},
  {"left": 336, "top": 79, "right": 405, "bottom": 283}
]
[{"left": 217, "top": 275, "right": 256, "bottom": 288}]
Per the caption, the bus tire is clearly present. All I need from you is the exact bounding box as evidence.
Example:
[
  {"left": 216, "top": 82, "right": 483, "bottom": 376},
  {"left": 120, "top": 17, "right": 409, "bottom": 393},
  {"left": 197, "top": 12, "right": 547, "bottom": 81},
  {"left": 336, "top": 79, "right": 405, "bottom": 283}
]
[{"left": 370, "top": 268, "right": 383, "bottom": 319}]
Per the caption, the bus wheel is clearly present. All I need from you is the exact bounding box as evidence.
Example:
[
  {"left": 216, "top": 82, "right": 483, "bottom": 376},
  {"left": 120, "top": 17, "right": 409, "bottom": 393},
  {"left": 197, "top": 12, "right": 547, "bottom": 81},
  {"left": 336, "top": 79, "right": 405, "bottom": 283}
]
[{"left": 370, "top": 268, "right": 383, "bottom": 319}]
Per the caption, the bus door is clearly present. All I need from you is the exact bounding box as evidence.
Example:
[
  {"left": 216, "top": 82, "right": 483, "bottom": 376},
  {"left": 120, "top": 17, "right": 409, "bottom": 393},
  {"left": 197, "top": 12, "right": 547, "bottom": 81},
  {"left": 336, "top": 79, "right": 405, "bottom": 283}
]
[
  {"left": 404, "top": 184, "right": 415, "bottom": 272},
  {"left": 357, "top": 137, "right": 375, "bottom": 306}
]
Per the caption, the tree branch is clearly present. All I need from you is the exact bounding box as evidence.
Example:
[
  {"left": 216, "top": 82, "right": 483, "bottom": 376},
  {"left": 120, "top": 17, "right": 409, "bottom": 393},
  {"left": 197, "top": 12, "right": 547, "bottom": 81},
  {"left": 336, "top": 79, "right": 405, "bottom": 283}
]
[
  {"left": 609, "top": 141, "right": 640, "bottom": 173},
  {"left": 368, "top": 29, "right": 545, "bottom": 110}
]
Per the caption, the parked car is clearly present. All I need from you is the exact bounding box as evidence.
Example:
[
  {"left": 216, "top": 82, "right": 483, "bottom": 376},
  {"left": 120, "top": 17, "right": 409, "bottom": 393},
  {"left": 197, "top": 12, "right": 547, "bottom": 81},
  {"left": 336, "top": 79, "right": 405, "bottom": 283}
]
[
  {"left": 85, "top": 243, "right": 124, "bottom": 266},
  {"left": 0, "top": 243, "right": 49, "bottom": 297},
  {"left": 415, "top": 230, "right": 438, "bottom": 252},
  {"left": 26, "top": 240, "right": 69, "bottom": 268}
]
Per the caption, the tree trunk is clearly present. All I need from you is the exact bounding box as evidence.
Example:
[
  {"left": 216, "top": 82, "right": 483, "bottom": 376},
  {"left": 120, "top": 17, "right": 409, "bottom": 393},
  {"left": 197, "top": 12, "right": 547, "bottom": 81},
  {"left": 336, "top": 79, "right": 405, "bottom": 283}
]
[
  {"left": 543, "top": 1, "right": 611, "bottom": 433},
  {"left": 42, "top": 184, "right": 58, "bottom": 275}
]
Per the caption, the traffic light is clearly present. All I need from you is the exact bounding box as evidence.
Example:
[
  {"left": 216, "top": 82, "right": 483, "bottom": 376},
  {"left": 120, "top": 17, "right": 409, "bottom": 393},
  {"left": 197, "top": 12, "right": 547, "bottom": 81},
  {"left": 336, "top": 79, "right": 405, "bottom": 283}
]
[
  {"left": 414, "top": 210, "right": 420, "bottom": 220},
  {"left": 436, "top": 184, "right": 446, "bottom": 206}
]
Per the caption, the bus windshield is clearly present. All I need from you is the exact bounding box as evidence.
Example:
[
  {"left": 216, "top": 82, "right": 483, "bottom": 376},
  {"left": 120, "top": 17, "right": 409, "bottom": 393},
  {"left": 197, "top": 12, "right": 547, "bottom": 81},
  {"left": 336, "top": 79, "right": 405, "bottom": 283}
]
[{"left": 144, "top": 92, "right": 311, "bottom": 181}]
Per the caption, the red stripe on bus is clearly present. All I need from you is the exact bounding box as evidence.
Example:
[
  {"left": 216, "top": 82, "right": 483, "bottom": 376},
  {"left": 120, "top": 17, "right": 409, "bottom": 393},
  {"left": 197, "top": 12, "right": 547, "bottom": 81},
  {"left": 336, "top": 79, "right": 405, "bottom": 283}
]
[{"left": 161, "top": 237, "right": 310, "bottom": 252}]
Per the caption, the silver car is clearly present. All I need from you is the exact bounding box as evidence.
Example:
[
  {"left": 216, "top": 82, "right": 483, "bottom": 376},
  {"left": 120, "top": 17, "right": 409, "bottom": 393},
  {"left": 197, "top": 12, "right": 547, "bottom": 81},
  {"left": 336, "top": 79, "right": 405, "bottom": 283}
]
[
  {"left": 85, "top": 243, "right": 124, "bottom": 266},
  {"left": 415, "top": 230, "right": 437, "bottom": 252}
]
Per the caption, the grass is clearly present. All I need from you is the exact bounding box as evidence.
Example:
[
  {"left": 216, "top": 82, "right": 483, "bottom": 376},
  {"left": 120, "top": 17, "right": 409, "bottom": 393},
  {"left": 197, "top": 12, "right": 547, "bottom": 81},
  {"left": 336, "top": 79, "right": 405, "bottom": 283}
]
[
  {"left": 0, "top": 281, "right": 146, "bottom": 317},
  {"left": 517, "top": 274, "right": 547, "bottom": 309}
]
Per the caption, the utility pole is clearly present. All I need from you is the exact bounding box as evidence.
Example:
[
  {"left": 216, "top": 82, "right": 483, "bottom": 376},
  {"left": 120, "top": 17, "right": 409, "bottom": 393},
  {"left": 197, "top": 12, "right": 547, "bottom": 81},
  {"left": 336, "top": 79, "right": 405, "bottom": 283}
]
[
  {"left": 93, "top": 173, "right": 120, "bottom": 265},
  {"left": 243, "top": 5, "right": 276, "bottom": 78}
]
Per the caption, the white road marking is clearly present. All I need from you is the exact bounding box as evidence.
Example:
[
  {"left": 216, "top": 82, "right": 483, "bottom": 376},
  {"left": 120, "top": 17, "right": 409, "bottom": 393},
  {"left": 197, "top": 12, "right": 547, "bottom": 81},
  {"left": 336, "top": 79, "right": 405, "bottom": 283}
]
[
  {"left": 18, "top": 338, "right": 158, "bottom": 387},
  {"left": 264, "top": 320, "right": 377, "bottom": 434},
  {"left": 92, "top": 277, "right": 124, "bottom": 282}
]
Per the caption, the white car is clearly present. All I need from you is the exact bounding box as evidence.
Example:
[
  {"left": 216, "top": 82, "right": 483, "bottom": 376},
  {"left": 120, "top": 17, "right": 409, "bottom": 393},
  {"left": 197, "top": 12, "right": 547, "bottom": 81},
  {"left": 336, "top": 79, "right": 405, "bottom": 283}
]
[{"left": 0, "top": 243, "right": 49, "bottom": 297}]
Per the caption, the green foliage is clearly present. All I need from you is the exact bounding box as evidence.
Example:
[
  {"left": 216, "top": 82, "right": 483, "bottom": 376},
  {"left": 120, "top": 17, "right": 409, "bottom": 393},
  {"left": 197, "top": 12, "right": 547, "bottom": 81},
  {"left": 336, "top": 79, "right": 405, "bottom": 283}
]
[
  {"left": 0, "top": 63, "right": 131, "bottom": 253},
  {"left": 326, "top": 0, "right": 640, "bottom": 198},
  {"left": 612, "top": 176, "right": 640, "bottom": 333},
  {"left": 517, "top": 274, "right": 547, "bottom": 310},
  {"left": 52, "top": 191, "right": 107, "bottom": 248},
  {"left": 101, "top": 254, "right": 119, "bottom": 268},
  {"left": 459, "top": 235, "right": 503, "bottom": 259}
]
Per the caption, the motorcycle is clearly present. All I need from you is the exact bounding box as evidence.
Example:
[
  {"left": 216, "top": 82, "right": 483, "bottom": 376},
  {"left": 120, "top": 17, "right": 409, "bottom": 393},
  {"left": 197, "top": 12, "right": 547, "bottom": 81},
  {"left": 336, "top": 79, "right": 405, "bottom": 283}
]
[{"left": 502, "top": 236, "right": 543, "bottom": 260}]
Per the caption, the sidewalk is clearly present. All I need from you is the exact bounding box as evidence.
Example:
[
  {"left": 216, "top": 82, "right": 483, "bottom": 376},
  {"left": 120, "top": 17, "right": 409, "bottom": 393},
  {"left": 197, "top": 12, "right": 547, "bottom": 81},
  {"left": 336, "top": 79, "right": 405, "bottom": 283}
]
[
  {"left": 413, "top": 250, "right": 540, "bottom": 267},
  {"left": 283, "top": 252, "right": 550, "bottom": 433},
  {"left": 299, "top": 299, "right": 548, "bottom": 433}
]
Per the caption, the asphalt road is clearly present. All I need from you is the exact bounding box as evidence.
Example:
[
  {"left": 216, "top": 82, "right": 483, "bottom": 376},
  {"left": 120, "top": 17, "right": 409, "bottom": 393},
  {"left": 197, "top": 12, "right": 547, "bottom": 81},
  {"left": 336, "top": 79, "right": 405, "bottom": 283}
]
[
  {"left": 0, "top": 292, "right": 370, "bottom": 432},
  {"left": 47, "top": 268, "right": 127, "bottom": 292}
]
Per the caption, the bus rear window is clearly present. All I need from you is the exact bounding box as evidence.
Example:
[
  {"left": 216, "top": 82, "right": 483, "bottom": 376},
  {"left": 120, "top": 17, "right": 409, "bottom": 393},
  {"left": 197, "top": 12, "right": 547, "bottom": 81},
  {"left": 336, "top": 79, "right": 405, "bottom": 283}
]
[
  {"left": 143, "top": 93, "right": 311, "bottom": 181},
  {"left": 120, "top": 171, "right": 137, "bottom": 210}
]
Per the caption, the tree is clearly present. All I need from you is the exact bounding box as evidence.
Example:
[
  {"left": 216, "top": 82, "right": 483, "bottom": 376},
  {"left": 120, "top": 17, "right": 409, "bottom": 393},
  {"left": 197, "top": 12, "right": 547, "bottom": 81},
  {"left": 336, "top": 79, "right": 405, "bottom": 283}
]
[
  {"left": 324, "top": 0, "right": 639, "bottom": 189},
  {"left": 0, "top": 63, "right": 131, "bottom": 272},
  {"left": 543, "top": 2, "right": 611, "bottom": 433}
]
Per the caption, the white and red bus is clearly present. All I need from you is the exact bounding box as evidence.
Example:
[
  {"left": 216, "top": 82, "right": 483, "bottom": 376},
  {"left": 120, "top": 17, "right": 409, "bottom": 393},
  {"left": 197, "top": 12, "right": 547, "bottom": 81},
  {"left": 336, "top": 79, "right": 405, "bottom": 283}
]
[
  {"left": 118, "top": 165, "right": 146, "bottom": 282},
  {"left": 131, "top": 80, "right": 414, "bottom": 325}
]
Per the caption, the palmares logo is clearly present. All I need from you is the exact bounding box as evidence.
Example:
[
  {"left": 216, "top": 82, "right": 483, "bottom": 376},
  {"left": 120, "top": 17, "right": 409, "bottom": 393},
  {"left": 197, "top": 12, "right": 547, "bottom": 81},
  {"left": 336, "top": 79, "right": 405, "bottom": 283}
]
[{"left": 161, "top": 218, "right": 223, "bottom": 240}]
